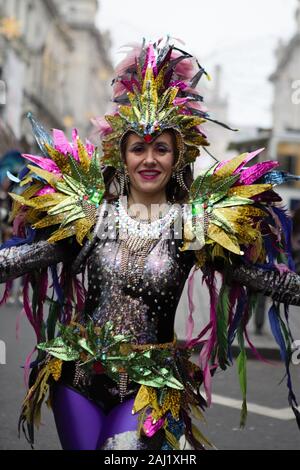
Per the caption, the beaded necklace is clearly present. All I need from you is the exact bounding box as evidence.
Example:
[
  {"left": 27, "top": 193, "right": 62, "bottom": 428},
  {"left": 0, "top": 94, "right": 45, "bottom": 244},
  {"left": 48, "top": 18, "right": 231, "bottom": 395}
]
[{"left": 115, "top": 197, "right": 180, "bottom": 287}]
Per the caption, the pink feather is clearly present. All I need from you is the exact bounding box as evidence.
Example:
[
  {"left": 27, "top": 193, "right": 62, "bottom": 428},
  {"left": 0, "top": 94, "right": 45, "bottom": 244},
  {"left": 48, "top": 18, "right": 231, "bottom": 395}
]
[
  {"left": 169, "top": 80, "right": 188, "bottom": 90},
  {"left": 186, "top": 321, "right": 212, "bottom": 349},
  {"left": 52, "top": 129, "right": 73, "bottom": 155},
  {"left": 23, "top": 347, "right": 36, "bottom": 388},
  {"left": 238, "top": 161, "right": 279, "bottom": 186},
  {"left": 90, "top": 116, "right": 113, "bottom": 138},
  {"left": 37, "top": 270, "right": 48, "bottom": 332},
  {"left": 196, "top": 124, "right": 208, "bottom": 138},
  {"left": 185, "top": 268, "right": 196, "bottom": 346},
  {"left": 187, "top": 100, "right": 207, "bottom": 113},
  {"left": 0, "top": 280, "right": 13, "bottom": 306},
  {"left": 71, "top": 129, "right": 79, "bottom": 160},
  {"left": 13, "top": 214, "right": 25, "bottom": 237},
  {"left": 114, "top": 44, "right": 142, "bottom": 77},
  {"left": 198, "top": 272, "right": 218, "bottom": 405},
  {"left": 112, "top": 80, "right": 128, "bottom": 98},
  {"left": 244, "top": 327, "right": 274, "bottom": 365},
  {"left": 215, "top": 148, "right": 265, "bottom": 175},
  {"left": 35, "top": 185, "right": 56, "bottom": 196},
  {"left": 120, "top": 77, "right": 141, "bottom": 93},
  {"left": 203, "top": 362, "right": 213, "bottom": 406},
  {"left": 22, "top": 274, "right": 40, "bottom": 341},
  {"left": 74, "top": 277, "right": 86, "bottom": 313},
  {"left": 142, "top": 43, "right": 157, "bottom": 77},
  {"left": 22, "top": 154, "right": 61, "bottom": 175},
  {"left": 173, "top": 97, "right": 189, "bottom": 106},
  {"left": 276, "top": 263, "right": 292, "bottom": 274},
  {"left": 85, "top": 139, "right": 95, "bottom": 157},
  {"left": 171, "top": 52, "right": 196, "bottom": 80}
]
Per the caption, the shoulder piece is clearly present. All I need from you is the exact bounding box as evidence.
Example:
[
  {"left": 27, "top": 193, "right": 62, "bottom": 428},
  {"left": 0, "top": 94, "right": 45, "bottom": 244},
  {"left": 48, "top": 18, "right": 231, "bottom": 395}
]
[
  {"left": 180, "top": 148, "right": 300, "bottom": 428},
  {"left": 9, "top": 114, "right": 106, "bottom": 246},
  {"left": 181, "top": 148, "right": 294, "bottom": 271}
]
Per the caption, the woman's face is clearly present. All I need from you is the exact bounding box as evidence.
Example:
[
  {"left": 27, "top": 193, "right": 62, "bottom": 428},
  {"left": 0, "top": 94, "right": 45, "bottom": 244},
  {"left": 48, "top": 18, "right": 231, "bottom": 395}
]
[{"left": 124, "top": 131, "right": 175, "bottom": 195}]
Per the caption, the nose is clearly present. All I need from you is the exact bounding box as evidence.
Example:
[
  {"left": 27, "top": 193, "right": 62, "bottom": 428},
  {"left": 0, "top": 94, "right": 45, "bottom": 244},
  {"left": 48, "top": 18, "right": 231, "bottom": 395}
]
[{"left": 143, "top": 147, "right": 156, "bottom": 166}]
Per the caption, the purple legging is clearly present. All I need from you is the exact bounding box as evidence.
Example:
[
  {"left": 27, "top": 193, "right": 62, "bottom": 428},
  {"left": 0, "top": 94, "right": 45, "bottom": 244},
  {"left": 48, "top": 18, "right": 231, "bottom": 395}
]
[{"left": 52, "top": 383, "right": 139, "bottom": 450}]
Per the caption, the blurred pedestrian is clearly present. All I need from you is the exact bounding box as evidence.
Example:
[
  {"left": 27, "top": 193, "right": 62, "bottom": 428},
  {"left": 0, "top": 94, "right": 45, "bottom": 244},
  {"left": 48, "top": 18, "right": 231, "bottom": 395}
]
[{"left": 292, "top": 206, "right": 300, "bottom": 274}]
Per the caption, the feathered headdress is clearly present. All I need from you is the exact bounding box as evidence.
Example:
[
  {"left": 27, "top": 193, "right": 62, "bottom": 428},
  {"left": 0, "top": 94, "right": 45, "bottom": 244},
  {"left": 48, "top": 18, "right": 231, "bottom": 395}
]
[{"left": 92, "top": 37, "right": 235, "bottom": 172}]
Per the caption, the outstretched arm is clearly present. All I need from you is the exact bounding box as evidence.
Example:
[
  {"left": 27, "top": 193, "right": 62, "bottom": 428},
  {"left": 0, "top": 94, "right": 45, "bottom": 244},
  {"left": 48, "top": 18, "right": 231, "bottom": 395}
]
[
  {"left": 0, "top": 240, "right": 71, "bottom": 284},
  {"left": 227, "top": 264, "right": 300, "bottom": 306}
]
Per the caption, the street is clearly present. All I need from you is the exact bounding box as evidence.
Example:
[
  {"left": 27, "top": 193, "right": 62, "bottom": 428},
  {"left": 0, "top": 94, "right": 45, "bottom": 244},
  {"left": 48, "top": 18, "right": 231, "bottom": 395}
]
[{"left": 0, "top": 302, "right": 300, "bottom": 450}]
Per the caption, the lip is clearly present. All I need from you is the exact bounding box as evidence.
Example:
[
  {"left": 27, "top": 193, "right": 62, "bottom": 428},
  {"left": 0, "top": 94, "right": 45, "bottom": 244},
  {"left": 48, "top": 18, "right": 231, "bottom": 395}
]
[{"left": 138, "top": 170, "right": 161, "bottom": 181}]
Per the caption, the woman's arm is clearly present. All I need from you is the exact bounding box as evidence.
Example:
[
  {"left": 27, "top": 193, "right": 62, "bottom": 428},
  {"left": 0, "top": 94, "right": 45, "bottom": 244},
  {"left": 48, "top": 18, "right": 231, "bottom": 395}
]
[
  {"left": 0, "top": 240, "right": 71, "bottom": 283},
  {"left": 228, "top": 264, "right": 300, "bottom": 306}
]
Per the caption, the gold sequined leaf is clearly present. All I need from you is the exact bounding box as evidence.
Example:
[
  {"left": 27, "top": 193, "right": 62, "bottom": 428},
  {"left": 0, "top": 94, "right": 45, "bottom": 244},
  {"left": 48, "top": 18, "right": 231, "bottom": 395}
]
[
  {"left": 192, "top": 423, "right": 214, "bottom": 448},
  {"left": 211, "top": 212, "right": 234, "bottom": 234},
  {"left": 77, "top": 138, "right": 91, "bottom": 173},
  {"left": 177, "top": 115, "right": 203, "bottom": 129},
  {"left": 156, "top": 64, "right": 168, "bottom": 93},
  {"left": 183, "top": 134, "right": 207, "bottom": 147},
  {"left": 164, "top": 429, "right": 180, "bottom": 450},
  {"left": 26, "top": 193, "right": 66, "bottom": 210},
  {"left": 33, "top": 213, "right": 66, "bottom": 229},
  {"left": 75, "top": 217, "right": 95, "bottom": 245},
  {"left": 105, "top": 114, "right": 124, "bottom": 131},
  {"left": 228, "top": 184, "right": 272, "bottom": 199},
  {"left": 214, "top": 152, "right": 248, "bottom": 179},
  {"left": 185, "top": 147, "right": 200, "bottom": 164},
  {"left": 60, "top": 206, "right": 85, "bottom": 227},
  {"left": 190, "top": 404, "right": 206, "bottom": 422},
  {"left": 62, "top": 175, "right": 86, "bottom": 196},
  {"left": 20, "top": 175, "right": 34, "bottom": 187},
  {"left": 215, "top": 206, "right": 266, "bottom": 222},
  {"left": 27, "top": 165, "right": 59, "bottom": 187},
  {"left": 47, "top": 225, "right": 77, "bottom": 243},
  {"left": 48, "top": 196, "right": 78, "bottom": 215},
  {"left": 142, "top": 67, "right": 158, "bottom": 107},
  {"left": 214, "top": 196, "right": 254, "bottom": 208},
  {"left": 119, "top": 105, "right": 134, "bottom": 121},
  {"left": 208, "top": 224, "right": 242, "bottom": 255},
  {"left": 133, "top": 385, "right": 151, "bottom": 413},
  {"left": 9, "top": 182, "right": 41, "bottom": 219},
  {"left": 44, "top": 143, "right": 71, "bottom": 174}
]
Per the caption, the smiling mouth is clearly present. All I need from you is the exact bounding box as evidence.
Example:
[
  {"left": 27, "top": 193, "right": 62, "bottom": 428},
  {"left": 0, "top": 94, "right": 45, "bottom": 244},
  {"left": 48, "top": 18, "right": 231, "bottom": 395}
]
[{"left": 138, "top": 171, "right": 161, "bottom": 180}]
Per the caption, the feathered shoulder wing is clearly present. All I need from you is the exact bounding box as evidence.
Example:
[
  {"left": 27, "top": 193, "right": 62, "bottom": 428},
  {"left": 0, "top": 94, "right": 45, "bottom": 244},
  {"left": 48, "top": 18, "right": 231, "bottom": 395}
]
[{"left": 9, "top": 114, "right": 106, "bottom": 246}]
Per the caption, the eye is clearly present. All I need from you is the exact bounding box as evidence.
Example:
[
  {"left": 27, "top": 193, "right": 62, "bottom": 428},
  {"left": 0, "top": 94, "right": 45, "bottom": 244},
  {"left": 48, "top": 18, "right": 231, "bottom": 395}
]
[
  {"left": 156, "top": 146, "right": 169, "bottom": 154},
  {"left": 131, "top": 146, "right": 144, "bottom": 154}
]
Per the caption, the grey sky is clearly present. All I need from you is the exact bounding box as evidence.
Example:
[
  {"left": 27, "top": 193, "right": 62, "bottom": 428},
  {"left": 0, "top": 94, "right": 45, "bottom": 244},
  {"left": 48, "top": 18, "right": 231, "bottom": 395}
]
[{"left": 97, "top": 0, "right": 298, "bottom": 128}]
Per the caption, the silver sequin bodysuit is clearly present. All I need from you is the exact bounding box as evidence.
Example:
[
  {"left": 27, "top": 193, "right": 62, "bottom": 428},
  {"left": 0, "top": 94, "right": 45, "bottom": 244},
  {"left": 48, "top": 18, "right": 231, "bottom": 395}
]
[{"left": 82, "top": 204, "right": 196, "bottom": 345}]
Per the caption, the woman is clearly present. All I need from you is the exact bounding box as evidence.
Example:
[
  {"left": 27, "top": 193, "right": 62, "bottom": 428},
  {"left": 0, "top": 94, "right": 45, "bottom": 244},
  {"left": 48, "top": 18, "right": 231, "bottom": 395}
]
[{"left": 1, "top": 37, "right": 300, "bottom": 450}]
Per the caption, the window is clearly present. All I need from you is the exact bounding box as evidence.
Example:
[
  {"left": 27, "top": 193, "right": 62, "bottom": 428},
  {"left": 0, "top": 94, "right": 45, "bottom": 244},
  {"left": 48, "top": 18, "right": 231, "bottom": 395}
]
[{"left": 278, "top": 154, "right": 296, "bottom": 174}]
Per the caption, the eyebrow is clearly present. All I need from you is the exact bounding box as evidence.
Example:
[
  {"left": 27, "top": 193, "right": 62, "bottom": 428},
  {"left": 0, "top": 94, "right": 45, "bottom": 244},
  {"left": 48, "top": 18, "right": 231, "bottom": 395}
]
[
  {"left": 129, "top": 140, "right": 171, "bottom": 148},
  {"left": 154, "top": 141, "right": 170, "bottom": 146},
  {"left": 129, "top": 142, "right": 144, "bottom": 149}
]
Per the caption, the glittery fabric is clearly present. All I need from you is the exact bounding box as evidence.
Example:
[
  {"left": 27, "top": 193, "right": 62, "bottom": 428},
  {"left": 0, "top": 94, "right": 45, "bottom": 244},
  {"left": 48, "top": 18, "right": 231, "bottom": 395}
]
[
  {"left": 229, "top": 264, "right": 300, "bottom": 305},
  {"left": 0, "top": 240, "right": 70, "bottom": 283},
  {"left": 100, "top": 430, "right": 163, "bottom": 450},
  {"left": 82, "top": 202, "right": 195, "bottom": 344}
]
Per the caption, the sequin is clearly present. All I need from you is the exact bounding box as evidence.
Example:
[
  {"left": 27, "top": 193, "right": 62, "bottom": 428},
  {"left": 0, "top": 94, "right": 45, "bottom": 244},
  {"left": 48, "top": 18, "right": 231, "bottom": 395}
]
[{"left": 82, "top": 202, "right": 196, "bottom": 344}]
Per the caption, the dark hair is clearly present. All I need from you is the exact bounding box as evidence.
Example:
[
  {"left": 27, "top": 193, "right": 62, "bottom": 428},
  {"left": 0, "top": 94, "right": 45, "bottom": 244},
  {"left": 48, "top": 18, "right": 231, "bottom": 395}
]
[{"left": 102, "top": 130, "right": 194, "bottom": 204}]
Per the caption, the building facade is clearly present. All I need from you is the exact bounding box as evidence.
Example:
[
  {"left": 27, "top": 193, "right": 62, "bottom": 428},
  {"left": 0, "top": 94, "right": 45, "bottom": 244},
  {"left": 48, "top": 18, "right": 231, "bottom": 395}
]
[
  {"left": 194, "top": 64, "right": 234, "bottom": 175},
  {"left": 0, "top": 0, "right": 112, "bottom": 152},
  {"left": 228, "top": 0, "right": 300, "bottom": 209},
  {"left": 268, "top": 0, "right": 300, "bottom": 208}
]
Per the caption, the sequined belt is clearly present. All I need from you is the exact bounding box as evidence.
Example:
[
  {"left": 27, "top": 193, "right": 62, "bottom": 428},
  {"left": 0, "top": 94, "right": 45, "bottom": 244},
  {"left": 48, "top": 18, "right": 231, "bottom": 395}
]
[{"left": 131, "top": 337, "right": 176, "bottom": 351}]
